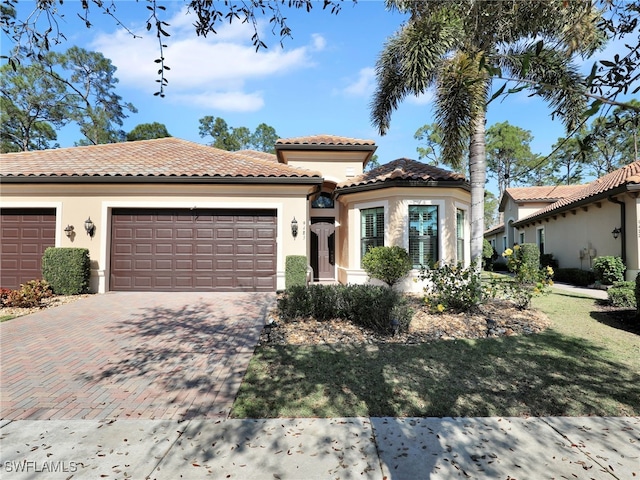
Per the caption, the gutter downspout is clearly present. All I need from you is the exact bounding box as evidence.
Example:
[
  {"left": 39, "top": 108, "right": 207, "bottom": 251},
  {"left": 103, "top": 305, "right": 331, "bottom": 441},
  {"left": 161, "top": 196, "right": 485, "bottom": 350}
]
[{"left": 608, "top": 195, "right": 626, "bottom": 265}]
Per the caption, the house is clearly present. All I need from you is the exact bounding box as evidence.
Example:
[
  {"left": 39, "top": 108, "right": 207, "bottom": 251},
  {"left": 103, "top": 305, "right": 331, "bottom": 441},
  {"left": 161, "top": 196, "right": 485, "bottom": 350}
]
[
  {"left": 485, "top": 161, "right": 640, "bottom": 280},
  {"left": 0, "top": 136, "right": 471, "bottom": 293}
]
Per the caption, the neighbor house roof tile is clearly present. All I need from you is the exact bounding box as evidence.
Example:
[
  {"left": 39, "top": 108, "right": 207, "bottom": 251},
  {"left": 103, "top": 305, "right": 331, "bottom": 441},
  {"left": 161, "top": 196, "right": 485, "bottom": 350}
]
[
  {"left": 276, "top": 135, "right": 376, "bottom": 146},
  {"left": 505, "top": 185, "right": 586, "bottom": 202},
  {"left": 0, "top": 138, "right": 321, "bottom": 180},
  {"left": 514, "top": 160, "right": 640, "bottom": 225},
  {"left": 337, "top": 158, "right": 467, "bottom": 190}
]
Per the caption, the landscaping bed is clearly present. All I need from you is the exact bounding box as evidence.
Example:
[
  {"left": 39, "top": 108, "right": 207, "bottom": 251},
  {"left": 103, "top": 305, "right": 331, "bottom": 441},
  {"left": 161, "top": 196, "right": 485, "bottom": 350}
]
[
  {"left": 260, "top": 296, "right": 551, "bottom": 345},
  {"left": 0, "top": 294, "right": 90, "bottom": 321}
]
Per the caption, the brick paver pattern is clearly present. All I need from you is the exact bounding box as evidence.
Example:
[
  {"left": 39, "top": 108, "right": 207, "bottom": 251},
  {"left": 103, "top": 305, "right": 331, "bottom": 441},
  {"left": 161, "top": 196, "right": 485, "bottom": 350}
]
[{"left": 0, "top": 292, "right": 274, "bottom": 421}]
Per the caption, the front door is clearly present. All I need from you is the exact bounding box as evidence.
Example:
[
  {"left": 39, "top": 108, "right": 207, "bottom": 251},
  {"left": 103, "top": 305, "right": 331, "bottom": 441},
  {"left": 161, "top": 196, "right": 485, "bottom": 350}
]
[{"left": 310, "top": 219, "right": 335, "bottom": 281}]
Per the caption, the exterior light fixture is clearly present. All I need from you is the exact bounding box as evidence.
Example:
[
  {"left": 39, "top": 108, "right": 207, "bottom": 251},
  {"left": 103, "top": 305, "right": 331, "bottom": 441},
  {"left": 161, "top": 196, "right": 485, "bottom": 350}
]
[
  {"left": 84, "top": 217, "right": 95, "bottom": 237},
  {"left": 291, "top": 217, "right": 298, "bottom": 238},
  {"left": 612, "top": 227, "right": 622, "bottom": 239},
  {"left": 64, "top": 225, "right": 74, "bottom": 238}
]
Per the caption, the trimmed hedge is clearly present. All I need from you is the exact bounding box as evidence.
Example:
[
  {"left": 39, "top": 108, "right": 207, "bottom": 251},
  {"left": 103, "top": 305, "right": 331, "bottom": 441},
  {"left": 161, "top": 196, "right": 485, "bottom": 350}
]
[
  {"left": 636, "top": 272, "right": 640, "bottom": 319},
  {"left": 277, "top": 284, "right": 413, "bottom": 335},
  {"left": 42, "top": 247, "right": 91, "bottom": 295},
  {"left": 285, "top": 255, "right": 308, "bottom": 289},
  {"left": 592, "top": 256, "right": 625, "bottom": 285},
  {"left": 553, "top": 268, "right": 595, "bottom": 287},
  {"left": 362, "top": 246, "right": 413, "bottom": 287},
  {"left": 608, "top": 281, "right": 636, "bottom": 308}
]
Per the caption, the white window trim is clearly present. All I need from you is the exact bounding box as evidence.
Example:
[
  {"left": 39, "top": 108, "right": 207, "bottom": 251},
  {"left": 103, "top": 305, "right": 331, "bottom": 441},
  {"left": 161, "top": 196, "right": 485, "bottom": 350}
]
[
  {"left": 400, "top": 199, "right": 446, "bottom": 266},
  {"left": 352, "top": 200, "right": 388, "bottom": 268},
  {"left": 454, "top": 201, "right": 470, "bottom": 267}
]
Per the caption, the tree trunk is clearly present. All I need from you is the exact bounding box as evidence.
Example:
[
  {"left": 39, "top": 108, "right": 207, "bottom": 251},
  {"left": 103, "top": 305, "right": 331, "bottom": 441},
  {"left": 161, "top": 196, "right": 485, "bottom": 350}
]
[{"left": 469, "top": 110, "right": 486, "bottom": 269}]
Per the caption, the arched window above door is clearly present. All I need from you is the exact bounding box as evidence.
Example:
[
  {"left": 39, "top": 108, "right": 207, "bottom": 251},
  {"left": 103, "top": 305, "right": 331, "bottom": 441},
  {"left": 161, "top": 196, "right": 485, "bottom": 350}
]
[{"left": 311, "top": 192, "right": 334, "bottom": 209}]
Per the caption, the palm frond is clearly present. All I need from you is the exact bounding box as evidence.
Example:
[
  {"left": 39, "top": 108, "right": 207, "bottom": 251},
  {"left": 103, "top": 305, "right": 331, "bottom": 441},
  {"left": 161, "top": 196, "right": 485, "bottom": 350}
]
[
  {"left": 370, "top": 13, "right": 461, "bottom": 135},
  {"left": 435, "top": 51, "right": 489, "bottom": 170},
  {"left": 497, "top": 44, "right": 588, "bottom": 131}
]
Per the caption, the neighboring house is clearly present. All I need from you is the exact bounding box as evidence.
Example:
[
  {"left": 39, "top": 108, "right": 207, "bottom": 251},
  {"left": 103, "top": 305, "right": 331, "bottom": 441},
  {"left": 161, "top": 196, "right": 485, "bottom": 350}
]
[
  {"left": 485, "top": 161, "right": 640, "bottom": 280},
  {"left": 0, "top": 135, "right": 471, "bottom": 293}
]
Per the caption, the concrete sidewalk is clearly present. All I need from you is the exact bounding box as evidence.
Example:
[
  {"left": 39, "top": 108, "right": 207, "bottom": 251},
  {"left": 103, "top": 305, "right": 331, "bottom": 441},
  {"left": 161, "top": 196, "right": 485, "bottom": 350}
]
[{"left": 1, "top": 416, "right": 637, "bottom": 479}]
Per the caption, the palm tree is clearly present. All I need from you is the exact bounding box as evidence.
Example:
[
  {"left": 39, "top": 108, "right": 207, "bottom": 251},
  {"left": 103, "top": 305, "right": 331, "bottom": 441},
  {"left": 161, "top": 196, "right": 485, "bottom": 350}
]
[{"left": 371, "top": 0, "right": 603, "bottom": 264}]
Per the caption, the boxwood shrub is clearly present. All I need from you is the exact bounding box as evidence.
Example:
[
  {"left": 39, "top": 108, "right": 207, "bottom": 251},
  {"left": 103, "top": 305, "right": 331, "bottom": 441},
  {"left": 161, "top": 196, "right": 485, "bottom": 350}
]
[
  {"left": 277, "top": 284, "right": 413, "bottom": 335},
  {"left": 553, "top": 268, "right": 595, "bottom": 287},
  {"left": 285, "top": 255, "right": 308, "bottom": 288},
  {"left": 592, "top": 256, "right": 625, "bottom": 285},
  {"left": 42, "top": 247, "right": 91, "bottom": 295},
  {"left": 607, "top": 281, "right": 636, "bottom": 308}
]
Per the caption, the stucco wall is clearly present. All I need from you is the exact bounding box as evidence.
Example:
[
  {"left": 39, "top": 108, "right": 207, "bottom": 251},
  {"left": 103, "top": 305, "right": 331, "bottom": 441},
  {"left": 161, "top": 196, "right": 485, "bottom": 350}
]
[
  {"left": 279, "top": 151, "right": 366, "bottom": 183},
  {"left": 516, "top": 195, "right": 638, "bottom": 279},
  {"left": 1, "top": 183, "right": 314, "bottom": 292},
  {"left": 336, "top": 185, "right": 471, "bottom": 292}
]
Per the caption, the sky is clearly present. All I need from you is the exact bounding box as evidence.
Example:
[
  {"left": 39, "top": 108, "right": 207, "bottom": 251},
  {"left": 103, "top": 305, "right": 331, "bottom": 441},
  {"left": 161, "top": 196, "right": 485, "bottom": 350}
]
[{"left": 3, "top": 1, "right": 637, "bottom": 197}]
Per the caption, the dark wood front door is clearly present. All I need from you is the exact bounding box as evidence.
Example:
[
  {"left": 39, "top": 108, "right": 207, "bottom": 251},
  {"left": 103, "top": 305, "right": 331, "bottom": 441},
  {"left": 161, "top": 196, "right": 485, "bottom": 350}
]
[{"left": 310, "top": 220, "right": 335, "bottom": 281}]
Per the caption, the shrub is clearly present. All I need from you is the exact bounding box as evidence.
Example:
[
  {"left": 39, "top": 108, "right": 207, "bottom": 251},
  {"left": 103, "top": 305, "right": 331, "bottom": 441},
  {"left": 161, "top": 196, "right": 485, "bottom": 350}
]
[
  {"left": 0, "top": 288, "right": 11, "bottom": 306},
  {"left": 277, "top": 284, "right": 412, "bottom": 335},
  {"left": 482, "top": 239, "right": 497, "bottom": 270},
  {"left": 42, "top": 247, "right": 91, "bottom": 295},
  {"left": 500, "top": 244, "right": 553, "bottom": 309},
  {"left": 4, "top": 280, "right": 53, "bottom": 308},
  {"left": 285, "top": 255, "right": 308, "bottom": 289},
  {"left": 362, "top": 246, "right": 413, "bottom": 287},
  {"left": 540, "top": 253, "right": 559, "bottom": 270},
  {"left": 635, "top": 272, "right": 640, "bottom": 319},
  {"left": 554, "top": 268, "right": 595, "bottom": 286},
  {"left": 592, "top": 256, "right": 625, "bottom": 285},
  {"left": 419, "top": 262, "right": 485, "bottom": 312},
  {"left": 608, "top": 281, "right": 636, "bottom": 308}
]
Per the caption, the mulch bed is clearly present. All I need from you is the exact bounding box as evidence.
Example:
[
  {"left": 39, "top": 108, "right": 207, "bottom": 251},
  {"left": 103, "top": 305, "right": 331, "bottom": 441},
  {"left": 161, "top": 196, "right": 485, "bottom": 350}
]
[
  {"left": 0, "top": 294, "right": 90, "bottom": 318},
  {"left": 260, "top": 296, "right": 551, "bottom": 346}
]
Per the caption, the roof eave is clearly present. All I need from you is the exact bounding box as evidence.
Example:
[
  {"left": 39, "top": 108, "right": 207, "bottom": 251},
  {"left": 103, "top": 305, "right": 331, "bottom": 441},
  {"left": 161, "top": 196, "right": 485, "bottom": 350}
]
[
  {"left": 335, "top": 178, "right": 470, "bottom": 197},
  {"left": 0, "top": 175, "right": 324, "bottom": 185},
  {"left": 512, "top": 184, "right": 635, "bottom": 228}
]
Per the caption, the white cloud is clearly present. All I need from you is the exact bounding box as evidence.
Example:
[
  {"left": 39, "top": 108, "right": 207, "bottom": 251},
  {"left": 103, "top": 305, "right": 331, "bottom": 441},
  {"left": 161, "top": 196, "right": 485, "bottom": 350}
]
[
  {"left": 311, "top": 33, "right": 326, "bottom": 51},
  {"left": 341, "top": 67, "right": 376, "bottom": 97},
  {"left": 408, "top": 90, "right": 434, "bottom": 106},
  {"left": 90, "top": 8, "right": 318, "bottom": 112},
  {"left": 173, "top": 91, "right": 265, "bottom": 111}
]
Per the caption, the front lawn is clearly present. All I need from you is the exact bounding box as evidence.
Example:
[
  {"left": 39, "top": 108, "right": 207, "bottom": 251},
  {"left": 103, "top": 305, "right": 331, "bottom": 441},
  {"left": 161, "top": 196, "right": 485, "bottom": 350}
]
[{"left": 232, "top": 289, "right": 640, "bottom": 418}]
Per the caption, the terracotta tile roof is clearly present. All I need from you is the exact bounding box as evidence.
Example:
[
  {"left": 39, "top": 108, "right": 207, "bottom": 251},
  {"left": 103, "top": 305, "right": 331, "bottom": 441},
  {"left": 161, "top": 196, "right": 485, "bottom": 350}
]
[
  {"left": 484, "top": 223, "right": 505, "bottom": 236},
  {"left": 337, "top": 158, "right": 467, "bottom": 190},
  {"left": 0, "top": 138, "right": 321, "bottom": 180},
  {"left": 514, "top": 161, "right": 640, "bottom": 225},
  {"left": 276, "top": 135, "right": 376, "bottom": 146},
  {"left": 505, "top": 185, "right": 586, "bottom": 202},
  {"left": 236, "top": 150, "right": 278, "bottom": 162}
]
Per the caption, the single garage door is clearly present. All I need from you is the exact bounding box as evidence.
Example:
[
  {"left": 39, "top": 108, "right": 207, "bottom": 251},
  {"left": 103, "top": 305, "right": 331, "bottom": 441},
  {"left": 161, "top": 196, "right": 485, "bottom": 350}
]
[
  {"left": 110, "top": 208, "right": 277, "bottom": 291},
  {"left": 0, "top": 208, "right": 56, "bottom": 289}
]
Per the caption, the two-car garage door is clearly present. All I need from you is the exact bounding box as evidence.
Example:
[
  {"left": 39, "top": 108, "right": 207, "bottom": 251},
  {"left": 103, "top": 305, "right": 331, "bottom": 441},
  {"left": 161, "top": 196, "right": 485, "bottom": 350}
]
[{"left": 110, "top": 208, "right": 277, "bottom": 292}]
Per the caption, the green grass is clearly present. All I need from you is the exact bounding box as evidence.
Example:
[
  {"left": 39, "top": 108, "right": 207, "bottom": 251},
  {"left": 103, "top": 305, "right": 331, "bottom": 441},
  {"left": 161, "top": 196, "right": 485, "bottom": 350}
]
[
  {"left": 232, "top": 289, "right": 640, "bottom": 418},
  {"left": 0, "top": 314, "right": 16, "bottom": 322}
]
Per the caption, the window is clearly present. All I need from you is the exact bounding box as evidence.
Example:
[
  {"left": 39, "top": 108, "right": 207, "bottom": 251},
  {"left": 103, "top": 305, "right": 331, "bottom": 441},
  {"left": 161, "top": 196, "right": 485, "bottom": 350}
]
[
  {"left": 311, "top": 192, "right": 334, "bottom": 209},
  {"left": 519, "top": 232, "right": 525, "bottom": 244},
  {"left": 502, "top": 236, "right": 507, "bottom": 252},
  {"left": 456, "top": 209, "right": 465, "bottom": 263},
  {"left": 361, "top": 207, "right": 384, "bottom": 259},
  {"left": 537, "top": 228, "right": 545, "bottom": 255},
  {"left": 408, "top": 205, "right": 438, "bottom": 268}
]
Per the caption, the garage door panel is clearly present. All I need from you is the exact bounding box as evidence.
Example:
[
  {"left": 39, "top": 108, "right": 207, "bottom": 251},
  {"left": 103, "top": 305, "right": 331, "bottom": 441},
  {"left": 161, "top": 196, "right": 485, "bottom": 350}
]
[
  {"left": 111, "top": 208, "right": 276, "bottom": 291},
  {"left": 1, "top": 209, "right": 56, "bottom": 289}
]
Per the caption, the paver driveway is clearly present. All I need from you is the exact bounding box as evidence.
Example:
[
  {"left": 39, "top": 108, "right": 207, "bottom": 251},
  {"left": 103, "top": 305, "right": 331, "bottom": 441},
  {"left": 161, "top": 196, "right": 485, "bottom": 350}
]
[{"left": 0, "top": 292, "right": 275, "bottom": 421}]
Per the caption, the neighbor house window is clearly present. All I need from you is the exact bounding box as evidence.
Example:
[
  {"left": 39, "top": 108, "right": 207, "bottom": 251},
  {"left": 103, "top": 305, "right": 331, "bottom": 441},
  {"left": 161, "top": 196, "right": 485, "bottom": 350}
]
[
  {"left": 519, "top": 232, "right": 525, "bottom": 244},
  {"left": 361, "top": 207, "right": 384, "bottom": 260},
  {"left": 456, "top": 209, "right": 465, "bottom": 263},
  {"left": 408, "top": 205, "right": 438, "bottom": 268},
  {"left": 537, "top": 228, "right": 545, "bottom": 255},
  {"left": 502, "top": 236, "right": 507, "bottom": 252}
]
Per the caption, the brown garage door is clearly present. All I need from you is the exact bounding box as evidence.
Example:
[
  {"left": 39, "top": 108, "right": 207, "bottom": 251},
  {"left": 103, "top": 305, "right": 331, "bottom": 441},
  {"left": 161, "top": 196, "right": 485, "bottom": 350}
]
[
  {"left": 110, "top": 208, "right": 277, "bottom": 292},
  {"left": 1, "top": 208, "right": 56, "bottom": 289}
]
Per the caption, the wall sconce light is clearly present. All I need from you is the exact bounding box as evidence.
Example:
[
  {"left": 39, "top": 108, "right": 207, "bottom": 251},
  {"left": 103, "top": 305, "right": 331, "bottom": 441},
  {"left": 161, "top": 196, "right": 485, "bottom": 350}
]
[
  {"left": 612, "top": 227, "right": 622, "bottom": 239},
  {"left": 291, "top": 217, "right": 298, "bottom": 238},
  {"left": 64, "top": 225, "right": 74, "bottom": 238},
  {"left": 84, "top": 217, "right": 95, "bottom": 237}
]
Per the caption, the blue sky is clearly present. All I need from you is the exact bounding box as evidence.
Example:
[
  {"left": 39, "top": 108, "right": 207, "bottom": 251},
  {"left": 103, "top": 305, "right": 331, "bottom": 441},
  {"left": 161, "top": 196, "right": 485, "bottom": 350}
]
[{"left": 3, "top": 1, "right": 635, "bottom": 197}]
